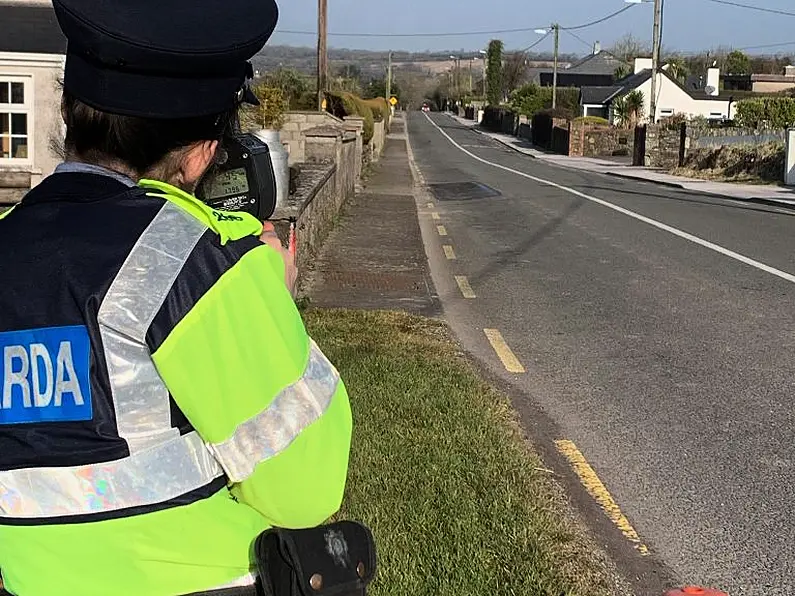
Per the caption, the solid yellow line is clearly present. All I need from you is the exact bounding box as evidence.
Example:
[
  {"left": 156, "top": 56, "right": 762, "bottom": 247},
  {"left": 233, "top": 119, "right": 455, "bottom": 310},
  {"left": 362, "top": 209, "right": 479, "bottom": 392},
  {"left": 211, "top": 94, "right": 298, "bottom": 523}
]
[
  {"left": 483, "top": 329, "right": 525, "bottom": 373},
  {"left": 437, "top": 225, "right": 448, "bottom": 236},
  {"left": 443, "top": 245, "right": 457, "bottom": 260},
  {"left": 454, "top": 275, "right": 476, "bottom": 299},
  {"left": 431, "top": 212, "right": 441, "bottom": 220},
  {"left": 427, "top": 202, "right": 435, "bottom": 208},
  {"left": 554, "top": 440, "right": 650, "bottom": 556}
]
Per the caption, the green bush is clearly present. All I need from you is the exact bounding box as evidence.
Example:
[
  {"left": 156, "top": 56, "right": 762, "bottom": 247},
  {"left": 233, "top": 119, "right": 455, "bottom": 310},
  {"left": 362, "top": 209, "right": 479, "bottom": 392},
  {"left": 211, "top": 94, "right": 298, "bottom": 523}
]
[
  {"left": 735, "top": 97, "right": 795, "bottom": 129},
  {"left": 573, "top": 116, "right": 610, "bottom": 126},
  {"left": 510, "top": 84, "right": 579, "bottom": 119}
]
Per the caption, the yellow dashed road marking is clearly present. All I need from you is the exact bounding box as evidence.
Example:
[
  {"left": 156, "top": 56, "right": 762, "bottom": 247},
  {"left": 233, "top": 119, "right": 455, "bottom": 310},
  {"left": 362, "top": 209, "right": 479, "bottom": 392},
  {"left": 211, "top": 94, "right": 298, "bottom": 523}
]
[
  {"left": 483, "top": 329, "right": 525, "bottom": 373},
  {"left": 427, "top": 202, "right": 434, "bottom": 208},
  {"left": 437, "top": 225, "right": 448, "bottom": 236},
  {"left": 454, "top": 275, "right": 476, "bottom": 298},
  {"left": 443, "top": 245, "right": 456, "bottom": 260},
  {"left": 554, "top": 439, "right": 650, "bottom": 556},
  {"left": 431, "top": 212, "right": 441, "bottom": 220}
]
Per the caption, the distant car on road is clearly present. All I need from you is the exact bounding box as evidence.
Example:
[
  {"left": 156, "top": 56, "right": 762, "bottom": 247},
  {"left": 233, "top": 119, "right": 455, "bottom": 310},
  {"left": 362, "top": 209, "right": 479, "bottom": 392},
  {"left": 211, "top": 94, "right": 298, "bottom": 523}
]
[{"left": 421, "top": 103, "right": 430, "bottom": 112}]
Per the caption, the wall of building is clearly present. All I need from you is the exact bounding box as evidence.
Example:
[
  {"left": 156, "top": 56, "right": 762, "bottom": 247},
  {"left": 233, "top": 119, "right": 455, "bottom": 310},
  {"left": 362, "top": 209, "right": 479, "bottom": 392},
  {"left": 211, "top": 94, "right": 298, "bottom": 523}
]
[
  {"left": 631, "top": 75, "right": 735, "bottom": 123},
  {"left": 752, "top": 81, "right": 795, "bottom": 94},
  {"left": 0, "top": 52, "right": 65, "bottom": 193}
]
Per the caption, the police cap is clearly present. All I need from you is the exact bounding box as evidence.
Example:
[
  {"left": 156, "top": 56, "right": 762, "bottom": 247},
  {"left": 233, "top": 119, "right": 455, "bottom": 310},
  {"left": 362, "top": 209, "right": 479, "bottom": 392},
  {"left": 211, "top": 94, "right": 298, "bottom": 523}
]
[{"left": 53, "top": 0, "right": 278, "bottom": 118}]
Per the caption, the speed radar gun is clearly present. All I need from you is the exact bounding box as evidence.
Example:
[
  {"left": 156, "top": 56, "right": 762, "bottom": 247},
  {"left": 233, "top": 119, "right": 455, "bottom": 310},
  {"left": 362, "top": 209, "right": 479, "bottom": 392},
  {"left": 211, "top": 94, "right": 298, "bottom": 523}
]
[{"left": 195, "top": 131, "right": 278, "bottom": 221}]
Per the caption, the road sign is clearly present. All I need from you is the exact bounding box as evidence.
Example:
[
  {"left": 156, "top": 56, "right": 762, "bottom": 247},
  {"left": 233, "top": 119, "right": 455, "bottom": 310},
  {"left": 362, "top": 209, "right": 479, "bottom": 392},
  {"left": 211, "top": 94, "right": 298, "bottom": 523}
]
[{"left": 389, "top": 96, "right": 398, "bottom": 106}]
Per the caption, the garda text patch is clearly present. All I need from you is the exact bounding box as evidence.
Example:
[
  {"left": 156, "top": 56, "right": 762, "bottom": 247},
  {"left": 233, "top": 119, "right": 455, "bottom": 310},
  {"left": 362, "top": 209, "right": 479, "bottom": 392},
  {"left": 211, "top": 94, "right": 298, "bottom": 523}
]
[{"left": 0, "top": 325, "right": 92, "bottom": 424}]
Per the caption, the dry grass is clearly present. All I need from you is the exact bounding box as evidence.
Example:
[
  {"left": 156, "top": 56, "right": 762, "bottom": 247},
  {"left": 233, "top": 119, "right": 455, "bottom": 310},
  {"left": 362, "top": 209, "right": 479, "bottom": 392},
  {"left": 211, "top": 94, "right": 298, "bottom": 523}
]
[{"left": 672, "top": 142, "right": 785, "bottom": 185}]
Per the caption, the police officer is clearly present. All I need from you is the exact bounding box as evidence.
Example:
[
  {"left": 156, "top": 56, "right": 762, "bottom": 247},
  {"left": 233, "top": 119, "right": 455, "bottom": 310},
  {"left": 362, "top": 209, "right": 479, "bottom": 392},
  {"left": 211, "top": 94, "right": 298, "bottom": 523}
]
[{"left": 0, "top": 1, "right": 352, "bottom": 595}]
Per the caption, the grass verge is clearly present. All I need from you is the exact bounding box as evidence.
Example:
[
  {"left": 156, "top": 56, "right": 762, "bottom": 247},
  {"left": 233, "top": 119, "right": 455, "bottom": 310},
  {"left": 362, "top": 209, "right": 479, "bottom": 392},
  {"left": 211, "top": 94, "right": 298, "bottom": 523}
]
[{"left": 305, "top": 308, "right": 628, "bottom": 596}]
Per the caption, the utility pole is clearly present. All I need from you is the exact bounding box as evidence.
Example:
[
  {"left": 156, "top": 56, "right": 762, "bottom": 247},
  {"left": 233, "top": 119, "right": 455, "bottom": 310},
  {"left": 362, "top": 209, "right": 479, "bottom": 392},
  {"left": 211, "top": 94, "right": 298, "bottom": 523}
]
[
  {"left": 468, "top": 58, "right": 473, "bottom": 95},
  {"left": 649, "top": 0, "right": 662, "bottom": 123},
  {"left": 386, "top": 50, "right": 393, "bottom": 101},
  {"left": 317, "top": 0, "right": 328, "bottom": 111},
  {"left": 552, "top": 23, "right": 560, "bottom": 110}
]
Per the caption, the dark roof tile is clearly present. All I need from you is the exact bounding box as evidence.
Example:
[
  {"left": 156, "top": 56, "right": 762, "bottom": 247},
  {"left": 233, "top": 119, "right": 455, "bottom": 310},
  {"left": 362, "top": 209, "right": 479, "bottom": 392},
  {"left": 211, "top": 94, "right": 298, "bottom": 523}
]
[{"left": 0, "top": 2, "right": 66, "bottom": 55}]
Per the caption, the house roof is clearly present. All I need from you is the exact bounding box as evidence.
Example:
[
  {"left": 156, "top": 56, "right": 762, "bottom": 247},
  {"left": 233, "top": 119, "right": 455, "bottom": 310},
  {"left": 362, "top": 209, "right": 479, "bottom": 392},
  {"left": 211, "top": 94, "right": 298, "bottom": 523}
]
[
  {"left": 0, "top": 2, "right": 66, "bottom": 55},
  {"left": 582, "top": 68, "right": 737, "bottom": 106},
  {"left": 565, "top": 51, "right": 628, "bottom": 76},
  {"left": 581, "top": 86, "right": 622, "bottom": 105}
]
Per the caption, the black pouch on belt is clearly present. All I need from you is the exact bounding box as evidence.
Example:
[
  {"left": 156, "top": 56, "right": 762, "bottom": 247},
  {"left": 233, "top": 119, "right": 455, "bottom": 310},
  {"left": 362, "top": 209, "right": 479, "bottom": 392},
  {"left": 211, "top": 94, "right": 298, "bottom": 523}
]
[{"left": 254, "top": 521, "right": 376, "bottom": 596}]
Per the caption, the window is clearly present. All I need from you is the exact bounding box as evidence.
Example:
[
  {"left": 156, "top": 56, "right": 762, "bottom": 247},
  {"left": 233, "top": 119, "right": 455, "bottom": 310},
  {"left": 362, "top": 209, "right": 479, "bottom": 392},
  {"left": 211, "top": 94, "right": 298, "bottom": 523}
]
[
  {"left": 660, "top": 108, "right": 674, "bottom": 117},
  {"left": 0, "top": 78, "right": 31, "bottom": 161}
]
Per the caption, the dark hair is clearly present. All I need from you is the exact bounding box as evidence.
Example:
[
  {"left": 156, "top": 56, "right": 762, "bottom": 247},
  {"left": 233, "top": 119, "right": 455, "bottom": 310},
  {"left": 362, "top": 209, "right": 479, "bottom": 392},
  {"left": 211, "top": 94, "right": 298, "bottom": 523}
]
[{"left": 62, "top": 90, "right": 237, "bottom": 176}]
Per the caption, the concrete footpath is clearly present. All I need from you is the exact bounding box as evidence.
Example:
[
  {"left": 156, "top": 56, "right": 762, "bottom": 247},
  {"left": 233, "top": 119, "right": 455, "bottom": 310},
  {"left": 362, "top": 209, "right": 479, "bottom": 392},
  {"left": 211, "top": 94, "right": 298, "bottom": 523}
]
[
  {"left": 306, "top": 115, "right": 439, "bottom": 315},
  {"left": 447, "top": 113, "right": 795, "bottom": 206}
]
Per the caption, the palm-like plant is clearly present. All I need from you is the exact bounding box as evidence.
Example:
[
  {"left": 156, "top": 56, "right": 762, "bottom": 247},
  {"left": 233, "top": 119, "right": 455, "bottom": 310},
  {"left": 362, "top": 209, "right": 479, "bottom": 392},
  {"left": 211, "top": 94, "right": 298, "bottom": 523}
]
[
  {"left": 612, "top": 90, "right": 646, "bottom": 128},
  {"left": 614, "top": 65, "right": 631, "bottom": 82}
]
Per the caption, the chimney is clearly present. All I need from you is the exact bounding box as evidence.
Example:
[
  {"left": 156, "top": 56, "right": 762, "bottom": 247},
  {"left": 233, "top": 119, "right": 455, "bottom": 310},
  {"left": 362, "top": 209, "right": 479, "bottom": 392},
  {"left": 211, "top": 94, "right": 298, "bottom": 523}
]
[
  {"left": 593, "top": 41, "right": 601, "bottom": 55},
  {"left": 706, "top": 66, "right": 720, "bottom": 96},
  {"left": 785, "top": 65, "right": 795, "bottom": 78},
  {"left": 634, "top": 57, "right": 653, "bottom": 74}
]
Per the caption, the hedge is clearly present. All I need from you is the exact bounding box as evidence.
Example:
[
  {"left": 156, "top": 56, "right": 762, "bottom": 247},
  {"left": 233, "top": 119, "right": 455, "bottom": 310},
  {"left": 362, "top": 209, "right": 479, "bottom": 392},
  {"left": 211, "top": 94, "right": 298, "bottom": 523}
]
[
  {"left": 325, "top": 91, "right": 375, "bottom": 144},
  {"left": 734, "top": 97, "right": 795, "bottom": 129}
]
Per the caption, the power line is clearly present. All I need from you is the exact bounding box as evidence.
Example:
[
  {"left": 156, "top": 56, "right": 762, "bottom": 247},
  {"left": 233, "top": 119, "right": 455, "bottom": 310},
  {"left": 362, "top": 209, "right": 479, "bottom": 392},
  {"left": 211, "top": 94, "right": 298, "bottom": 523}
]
[
  {"left": 561, "top": 4, "right": 636, "bottom": 30},
  {"left": 518, "top": 32, "right": 551, "bottom": 53},
  {"left": 702, "top": 0, "right": 795, "bottom": 17},
  {"left": 562, "top": 28, "right": 594, "bottom": 51},
  {"left": 276, "top": 5, "right": 637, "bottom": 38}
]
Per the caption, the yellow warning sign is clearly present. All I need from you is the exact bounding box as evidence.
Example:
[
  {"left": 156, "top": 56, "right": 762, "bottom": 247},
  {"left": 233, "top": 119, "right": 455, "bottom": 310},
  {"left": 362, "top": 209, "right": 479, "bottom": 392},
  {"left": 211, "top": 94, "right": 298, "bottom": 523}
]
[{"left": 389, "top": 96, "right": 398, "bottom": 106}]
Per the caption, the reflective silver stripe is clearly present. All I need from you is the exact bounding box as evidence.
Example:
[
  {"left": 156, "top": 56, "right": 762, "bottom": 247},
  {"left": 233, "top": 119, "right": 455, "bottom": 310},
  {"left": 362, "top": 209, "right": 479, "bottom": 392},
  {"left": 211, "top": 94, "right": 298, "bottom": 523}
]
[
  {"left": 213, "top": 572, "right": 257, "bottom": 590},
  {"left": 0, "top": 432, "right": 222, "bottom": 518},
  {"left": 98, "top": 201, "right": 208, "bottom": 453},
  {"left": 209, "top": 340, "right": 340, "bottom": 483},
  {"left": 0, "top": 201, "right": 225, "bottom": 519}
]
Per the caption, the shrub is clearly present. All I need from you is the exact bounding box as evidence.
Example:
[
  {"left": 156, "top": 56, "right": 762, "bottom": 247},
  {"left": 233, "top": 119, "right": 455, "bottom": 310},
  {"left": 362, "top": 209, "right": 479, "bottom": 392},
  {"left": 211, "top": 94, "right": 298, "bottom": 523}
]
[
  {"left": 509, "top": 84, "right": 579, "bottom": 119},
  {"left": 658, "top": 112, "right": 688, "bottom": 130},
  {"left": 249, "top": 83, "right": 288, "bottom": 129},
  {"left": 573, "top": 116, "right": 610, "bottom": 126},
  {"left": 735, "top": 97, "right": 795, "bottom": 129},
  {"left": 325, "top": 91, "right": 375, "bottom": 144}
]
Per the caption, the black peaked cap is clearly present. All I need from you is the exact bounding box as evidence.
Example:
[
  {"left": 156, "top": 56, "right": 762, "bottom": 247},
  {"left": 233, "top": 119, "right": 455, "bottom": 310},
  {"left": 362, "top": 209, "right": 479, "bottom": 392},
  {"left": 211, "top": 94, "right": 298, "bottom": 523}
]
[{"left": 53, "top": 0, "right": 278, "bottom": 118}]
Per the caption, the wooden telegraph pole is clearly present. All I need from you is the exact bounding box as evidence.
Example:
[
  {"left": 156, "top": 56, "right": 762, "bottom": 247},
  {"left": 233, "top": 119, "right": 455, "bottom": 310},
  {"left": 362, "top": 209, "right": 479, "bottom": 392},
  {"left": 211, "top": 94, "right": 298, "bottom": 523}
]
[{"left": 317, "top": 0, "right": 328, "bottom": 111}]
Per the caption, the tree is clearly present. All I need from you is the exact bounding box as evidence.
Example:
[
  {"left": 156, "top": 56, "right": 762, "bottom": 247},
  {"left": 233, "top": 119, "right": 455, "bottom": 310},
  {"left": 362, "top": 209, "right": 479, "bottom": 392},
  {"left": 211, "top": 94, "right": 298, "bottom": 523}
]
[
  {"left": 613, "top": 90, "right": 645, "bottom": 128},
  {"left": 665, "top": 57, "right": 689, "bottom": 83},
  {"left": 614, "top": 65, "right": 631, "bottom": 81},
  {"left": 725, "top": 50, "right": 751, "bottom": 75},
  {"left": 262, "top": 68, "right": 312, "bottom": 110},
  {"left": 363, "top": 77, "right": 400, "bottom": 100},
  {"left": 502, "top": 51, "right": 529, "bottom": 97},
  {"left": 608, "top": 33, "right": 650, "bottom": 64},
  {"left": 486, "top": 39, "right": 504, "bottom": 106}
]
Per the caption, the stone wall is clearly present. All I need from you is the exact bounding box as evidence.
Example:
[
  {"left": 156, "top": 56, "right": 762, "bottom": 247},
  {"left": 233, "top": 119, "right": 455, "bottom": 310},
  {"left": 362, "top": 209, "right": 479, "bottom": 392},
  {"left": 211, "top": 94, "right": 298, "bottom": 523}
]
[
  {"left": 279, "top": 111, "right": 347, "bottom": 164},
  {"left": 272, "top": 125, "right": 359, "bottom": 289},
  {"left": 569, "top": 122, "right": 634, "bottom": 158},
  {"left": 642, "top": 125, "right": 683, "bottom": 168},
  {"left": 0, "top": 171, "right": 31, "bottom": 205},
  {"left": 371, "top": 119, "right": 386, "bottom": 162},
  {"left": 687, "top": 126, "right": 785, "bottom": 150}
]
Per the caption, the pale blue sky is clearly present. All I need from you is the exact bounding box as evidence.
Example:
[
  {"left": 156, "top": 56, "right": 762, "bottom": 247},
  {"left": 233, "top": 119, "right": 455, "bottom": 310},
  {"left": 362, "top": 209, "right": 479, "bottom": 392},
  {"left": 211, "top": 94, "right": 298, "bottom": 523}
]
[{"left": 269, "top": 0, "right": 795, "bottom": 55}]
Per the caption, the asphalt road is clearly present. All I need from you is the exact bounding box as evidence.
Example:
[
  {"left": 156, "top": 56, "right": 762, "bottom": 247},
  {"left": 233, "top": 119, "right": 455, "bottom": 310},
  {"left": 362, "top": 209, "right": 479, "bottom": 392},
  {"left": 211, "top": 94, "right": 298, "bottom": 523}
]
[{"left": 408, "top": 111, "right": 795, "bottom": 596}]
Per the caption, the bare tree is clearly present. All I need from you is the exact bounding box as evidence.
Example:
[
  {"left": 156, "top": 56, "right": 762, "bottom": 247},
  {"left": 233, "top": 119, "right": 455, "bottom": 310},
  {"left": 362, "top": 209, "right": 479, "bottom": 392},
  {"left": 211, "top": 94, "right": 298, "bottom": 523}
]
[
  {"left": 502, "top": 51, "right": 529, "bottom": 98},
  {"left": 608, "top": 34, "right": 650, "bottom": 63}
]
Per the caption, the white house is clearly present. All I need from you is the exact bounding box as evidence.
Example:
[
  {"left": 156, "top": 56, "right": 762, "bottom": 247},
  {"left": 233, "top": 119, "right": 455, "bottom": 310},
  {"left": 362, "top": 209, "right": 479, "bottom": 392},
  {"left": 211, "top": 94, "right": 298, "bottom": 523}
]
[
  {"left": 580, "top": 58, "right": 737, "bottom": 125},
  {"left": 0, "top": 0, "right": 66, "bottom": 204}
]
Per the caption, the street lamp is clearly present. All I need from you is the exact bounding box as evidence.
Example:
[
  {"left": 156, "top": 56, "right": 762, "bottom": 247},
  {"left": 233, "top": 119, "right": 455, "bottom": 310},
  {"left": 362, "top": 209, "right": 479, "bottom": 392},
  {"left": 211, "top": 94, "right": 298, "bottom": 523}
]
[
  {"left": 625, "top": 0, "right": 663, "bottom": 122},
  {"left": 536, "top": 25, "right": 560, "bottom": 109},
  {"left": 449, "top": 55, "right": 461, "bottom": 104},
  {"left": 479, "top": 49, "right": 487, "bottom": 99}
]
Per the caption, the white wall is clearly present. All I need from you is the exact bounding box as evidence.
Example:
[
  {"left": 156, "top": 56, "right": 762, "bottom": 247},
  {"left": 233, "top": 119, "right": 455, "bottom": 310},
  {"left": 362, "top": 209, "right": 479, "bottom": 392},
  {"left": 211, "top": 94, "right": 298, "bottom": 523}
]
[
  {"left": 0, "top": 52, "right": 65, "bottom": 187},
  {"left": 632, "top": 73, "right": 734, "bottom": 123}
]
